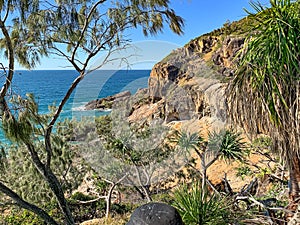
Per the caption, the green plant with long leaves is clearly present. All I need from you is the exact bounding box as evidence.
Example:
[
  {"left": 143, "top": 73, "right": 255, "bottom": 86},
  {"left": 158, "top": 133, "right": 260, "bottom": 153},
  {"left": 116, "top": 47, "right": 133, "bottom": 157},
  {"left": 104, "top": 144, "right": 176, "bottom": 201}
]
[
  {"left": 170, "top": 129, "right": 203, "bottom": 153},
  {"left": 0, "top": 95, "right": 86, "bottom": 207},
  {"left": 171, "top": 129, "right": 246, "bottom": 191},
  {"left": 173, "top": 181, "right": 230, "bottom": 225},
  {"left": 83, "top": 113, "right": 173, "bottom": 204},
  {"left": 207, "top": 129, "right": 246, "bottom": 163},
  {"left": 226, "top": 0, "right": 300, "bottom": 214}
]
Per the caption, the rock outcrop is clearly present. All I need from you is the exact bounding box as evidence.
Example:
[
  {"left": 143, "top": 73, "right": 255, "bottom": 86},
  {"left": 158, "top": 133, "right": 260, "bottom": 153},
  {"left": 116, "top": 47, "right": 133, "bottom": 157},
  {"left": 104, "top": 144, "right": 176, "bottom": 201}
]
[
  {"left": 212, "top": 37, "right": 245, "bottom": 76},
  {"left": 186, "top": 35, "right": 218, "bottom": 55},
  {"left": 85, "top": 91, "right": 131, "bottom": 110},
  {"left": 84, "top": 36, "right": 244, "bottom": 127},
  {"left": 127, "top": 36, "right": 244, "bottom": 126}
]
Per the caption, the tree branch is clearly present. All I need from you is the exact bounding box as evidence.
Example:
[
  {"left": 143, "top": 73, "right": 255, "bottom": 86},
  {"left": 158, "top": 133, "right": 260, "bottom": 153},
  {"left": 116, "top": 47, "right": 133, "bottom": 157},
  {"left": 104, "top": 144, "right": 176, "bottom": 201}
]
[
  {"left": 0, "top": 20, "right": 14, "bottom": 99},
  {"left": 25, "top": 143, "right": 74, "bottom": 225},
  {"left": 2, "top": 0, "right": 11, "bottom": 23},
  {"left": 71, "top": 0, "right": 107, "bottom": 63}
]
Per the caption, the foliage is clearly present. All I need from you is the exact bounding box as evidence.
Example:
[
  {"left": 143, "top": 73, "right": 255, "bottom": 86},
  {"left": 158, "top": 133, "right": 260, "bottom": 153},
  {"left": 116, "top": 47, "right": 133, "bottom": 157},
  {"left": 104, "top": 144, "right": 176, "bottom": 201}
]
[
  {"left": 0, "top": 0, "right": 48, "bottom": 69},
  {"left": 70, "top": 192, "right": 95, "bottom": 202},
  {"left": 228, "top": 0, "right": 300, "bottom": 158},
  {"left": 0, "top": 201, "right": 62, "bottom": 225},
  {"left": 82, "top": 113, "right": 175, "bottom": 201},
  {"left": 0, "top": 209, "right": 46, "bottom": 225},
  {"left": 2, "top": 94, "right": 47, "bottom": 143},
  {"left": 169, "top": 129, "right": 203, "bottom": 152},
  {"left": 171, "top": 129, "right": 247, "bottom": 166},
  {"left": 235, "top": 165, "right": 253, "bottom": 180},
  {"left": 207, "top": 129, "right": 247, "bottom": 162},
  {"left": 0, "top": 194, "right": 133, "bottom": 225},
  {"left": 96, "top": 115, "right": 112, "bottom": 138},
  {"left": 0, "top": 145, "right": 6, "bottom": 170},
  {"left": 172, "top": 182, "right": 231, "bottom": 225},
  {"left": 0, "top": 97, "right": 86, "bottom": 206},
  {"left": 0, "top": 0, "right": 184, "bottom": 70},
  {"left": 1, "top": 141, "right": 83, "bottom": 204}
]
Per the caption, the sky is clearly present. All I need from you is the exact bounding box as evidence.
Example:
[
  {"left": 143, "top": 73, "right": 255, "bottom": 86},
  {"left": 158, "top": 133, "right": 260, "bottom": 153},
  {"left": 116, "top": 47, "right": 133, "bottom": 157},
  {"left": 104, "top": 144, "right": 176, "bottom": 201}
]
[
  {"left": 150, "top": 0, "right": 271, "bottom": 45},
  {"left": 15, "top": 0, "right": 271, "bottom": 70}
]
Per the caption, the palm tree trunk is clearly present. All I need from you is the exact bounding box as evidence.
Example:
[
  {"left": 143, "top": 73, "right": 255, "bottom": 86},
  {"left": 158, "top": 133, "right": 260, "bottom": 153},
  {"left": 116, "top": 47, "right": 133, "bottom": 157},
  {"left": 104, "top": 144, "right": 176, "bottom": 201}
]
[
  {"left": 287, "top": 156, "right": 300, "bottom": 224},
  {"left": 288, "top": 156, "right": 300, "bottom": 210}
]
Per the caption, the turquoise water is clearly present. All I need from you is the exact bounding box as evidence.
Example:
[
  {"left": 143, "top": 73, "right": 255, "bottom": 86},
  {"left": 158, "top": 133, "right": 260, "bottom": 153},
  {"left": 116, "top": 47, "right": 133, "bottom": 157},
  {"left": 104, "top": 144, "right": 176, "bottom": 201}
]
[{"left": 1, "top": 69, "right": 150, "bottom": 142}]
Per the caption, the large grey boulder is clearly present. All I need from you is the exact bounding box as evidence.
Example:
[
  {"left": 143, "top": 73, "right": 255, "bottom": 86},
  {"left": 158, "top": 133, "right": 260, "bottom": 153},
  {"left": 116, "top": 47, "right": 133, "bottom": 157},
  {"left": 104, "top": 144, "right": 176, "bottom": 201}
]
[{"left": 126, "top": 202, "right": 184, "bottom": 225}]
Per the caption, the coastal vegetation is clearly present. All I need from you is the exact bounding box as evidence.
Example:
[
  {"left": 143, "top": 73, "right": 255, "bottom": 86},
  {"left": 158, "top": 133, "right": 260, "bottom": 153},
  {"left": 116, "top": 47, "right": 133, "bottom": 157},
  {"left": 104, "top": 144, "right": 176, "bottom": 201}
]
[
  {"left": 227, "top": 0, "right": 300, "bottom": 220},
  {"left": 0, "top": 0, "right": 299, "bottom": 224}
]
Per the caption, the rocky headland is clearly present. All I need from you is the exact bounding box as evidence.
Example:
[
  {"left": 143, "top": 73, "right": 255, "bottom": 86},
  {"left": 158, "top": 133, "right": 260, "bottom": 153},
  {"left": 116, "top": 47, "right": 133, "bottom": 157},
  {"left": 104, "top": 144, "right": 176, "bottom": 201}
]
[
  {"left": 83, "top": 34, "right": 264, "bottom": 191},
  {"left": 86, "top": 35, "right": 244, "bottom": 135}
]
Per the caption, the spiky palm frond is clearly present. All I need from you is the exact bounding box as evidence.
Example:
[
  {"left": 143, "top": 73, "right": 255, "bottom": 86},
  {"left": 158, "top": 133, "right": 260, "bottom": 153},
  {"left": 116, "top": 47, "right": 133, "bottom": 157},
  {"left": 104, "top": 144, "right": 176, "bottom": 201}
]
[
  {"left": 169, "top": 129, "right": 203, "bottom": 152},
  {"left": 207, "top": 129, "right": 246, "bottom": 163},
  {"left": 173, "top": 182, "right": 230, "bottom": 225}
]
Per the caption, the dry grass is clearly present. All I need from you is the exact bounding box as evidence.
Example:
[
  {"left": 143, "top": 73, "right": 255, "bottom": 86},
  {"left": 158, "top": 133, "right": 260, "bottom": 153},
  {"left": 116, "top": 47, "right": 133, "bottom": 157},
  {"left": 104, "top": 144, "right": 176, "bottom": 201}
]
[{"left": 80, "top": 214, "right": 130, "bottom": 225}]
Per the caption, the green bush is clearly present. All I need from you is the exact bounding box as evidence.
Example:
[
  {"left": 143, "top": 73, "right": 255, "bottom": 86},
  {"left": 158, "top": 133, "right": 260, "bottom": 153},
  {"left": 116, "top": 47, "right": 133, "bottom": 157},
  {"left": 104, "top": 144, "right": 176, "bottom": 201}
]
[
  {"left": 69, "top": 192, "right": 96, "bottom": 203},
  {"left": 172, "top": 182, "right": 230, "bottom": 225},
  {"left": 0, "top": 207, "right": 53, "bottom": 225},
  {"left": 235, "top": 165, "right": 253, "bottom": 180}
]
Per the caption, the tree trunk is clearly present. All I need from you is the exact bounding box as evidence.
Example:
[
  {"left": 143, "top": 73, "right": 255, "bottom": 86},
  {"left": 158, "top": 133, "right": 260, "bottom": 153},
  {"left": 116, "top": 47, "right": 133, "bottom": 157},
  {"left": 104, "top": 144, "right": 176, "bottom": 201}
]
[
  {"left": 46, "top": 170, "right": 75, "bottom": 225},
  {"left": 287, "top": 156, "right": 300, "bottom": 224},
  {"left": 106, "top": 183, "right": 116, "bottom": 219},
  {"left": 26, "top": 144, "right": 75, "bottom": 225},
  {"left": 289, "top": 156, "right": 300, "bottom": 209},
  {"left": 141, "top": 185, "right": 152, "bottom": 202}
]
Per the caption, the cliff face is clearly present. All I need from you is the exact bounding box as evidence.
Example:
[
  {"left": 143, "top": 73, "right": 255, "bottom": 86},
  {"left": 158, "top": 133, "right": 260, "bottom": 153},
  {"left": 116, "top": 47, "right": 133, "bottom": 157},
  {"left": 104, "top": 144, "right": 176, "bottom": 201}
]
[
  {"left": 85, "top": 35, "right": 245, "bottom": 129},
  {"left": 127, "top": 35, "right": 244, "bottom": 133},
  {"left": 122, "top": 35, "right": 248, "bottom": 190}
]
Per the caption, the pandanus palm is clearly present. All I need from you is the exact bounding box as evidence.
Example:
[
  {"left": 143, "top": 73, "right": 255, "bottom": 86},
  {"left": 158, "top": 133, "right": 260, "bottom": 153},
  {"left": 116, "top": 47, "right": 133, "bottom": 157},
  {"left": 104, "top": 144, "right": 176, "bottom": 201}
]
[{"left": 227, "top": 0, "right": 300, "bottom": 212}]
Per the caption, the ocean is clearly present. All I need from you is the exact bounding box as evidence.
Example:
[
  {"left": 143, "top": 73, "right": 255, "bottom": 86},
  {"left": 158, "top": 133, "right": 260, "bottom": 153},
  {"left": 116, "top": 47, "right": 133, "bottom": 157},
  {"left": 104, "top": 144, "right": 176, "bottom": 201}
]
[{"left": 1, "top": 69, "right": 150, "bottom": 142}]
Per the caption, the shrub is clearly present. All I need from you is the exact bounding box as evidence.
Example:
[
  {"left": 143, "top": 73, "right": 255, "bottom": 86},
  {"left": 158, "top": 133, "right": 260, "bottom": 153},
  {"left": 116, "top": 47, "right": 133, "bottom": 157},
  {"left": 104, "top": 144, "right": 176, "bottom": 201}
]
[{"left": 172, "top": 182, "right": 230, "bottom": 225}]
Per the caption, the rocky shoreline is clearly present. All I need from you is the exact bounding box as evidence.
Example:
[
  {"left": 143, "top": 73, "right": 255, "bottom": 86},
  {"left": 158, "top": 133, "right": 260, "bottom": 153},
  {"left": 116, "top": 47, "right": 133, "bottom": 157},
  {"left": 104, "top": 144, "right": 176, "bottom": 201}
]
[{"left": 84, "top": 91, "right": 131, "bottom": 110}]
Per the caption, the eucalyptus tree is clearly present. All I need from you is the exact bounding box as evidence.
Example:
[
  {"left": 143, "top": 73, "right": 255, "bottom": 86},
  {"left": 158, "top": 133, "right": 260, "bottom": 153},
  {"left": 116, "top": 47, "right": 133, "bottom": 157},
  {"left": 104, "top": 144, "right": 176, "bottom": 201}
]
[
  {"left": 0, "top": 0, "right": 184, "bottom": 224},
  {"left": 227, "top": 0, "right": 300, "bottom": 213}
]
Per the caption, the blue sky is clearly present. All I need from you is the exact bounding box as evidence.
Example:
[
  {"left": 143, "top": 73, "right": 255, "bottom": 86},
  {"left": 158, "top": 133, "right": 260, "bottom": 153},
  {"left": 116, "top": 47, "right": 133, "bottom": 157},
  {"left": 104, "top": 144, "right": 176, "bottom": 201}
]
[
  {"left": 17, "top": 0, "right": 271, "bottom": 70},
  {"left": 150, "top": 0, "right": 270, "bottom": 46}
]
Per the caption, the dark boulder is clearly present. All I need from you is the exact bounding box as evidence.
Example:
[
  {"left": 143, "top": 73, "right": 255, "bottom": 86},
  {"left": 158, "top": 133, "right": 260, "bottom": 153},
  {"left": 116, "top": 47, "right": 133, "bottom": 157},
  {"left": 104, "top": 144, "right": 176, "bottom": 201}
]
[{"left": 126, "top": 202, "right": 184, "bottom": 225}]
